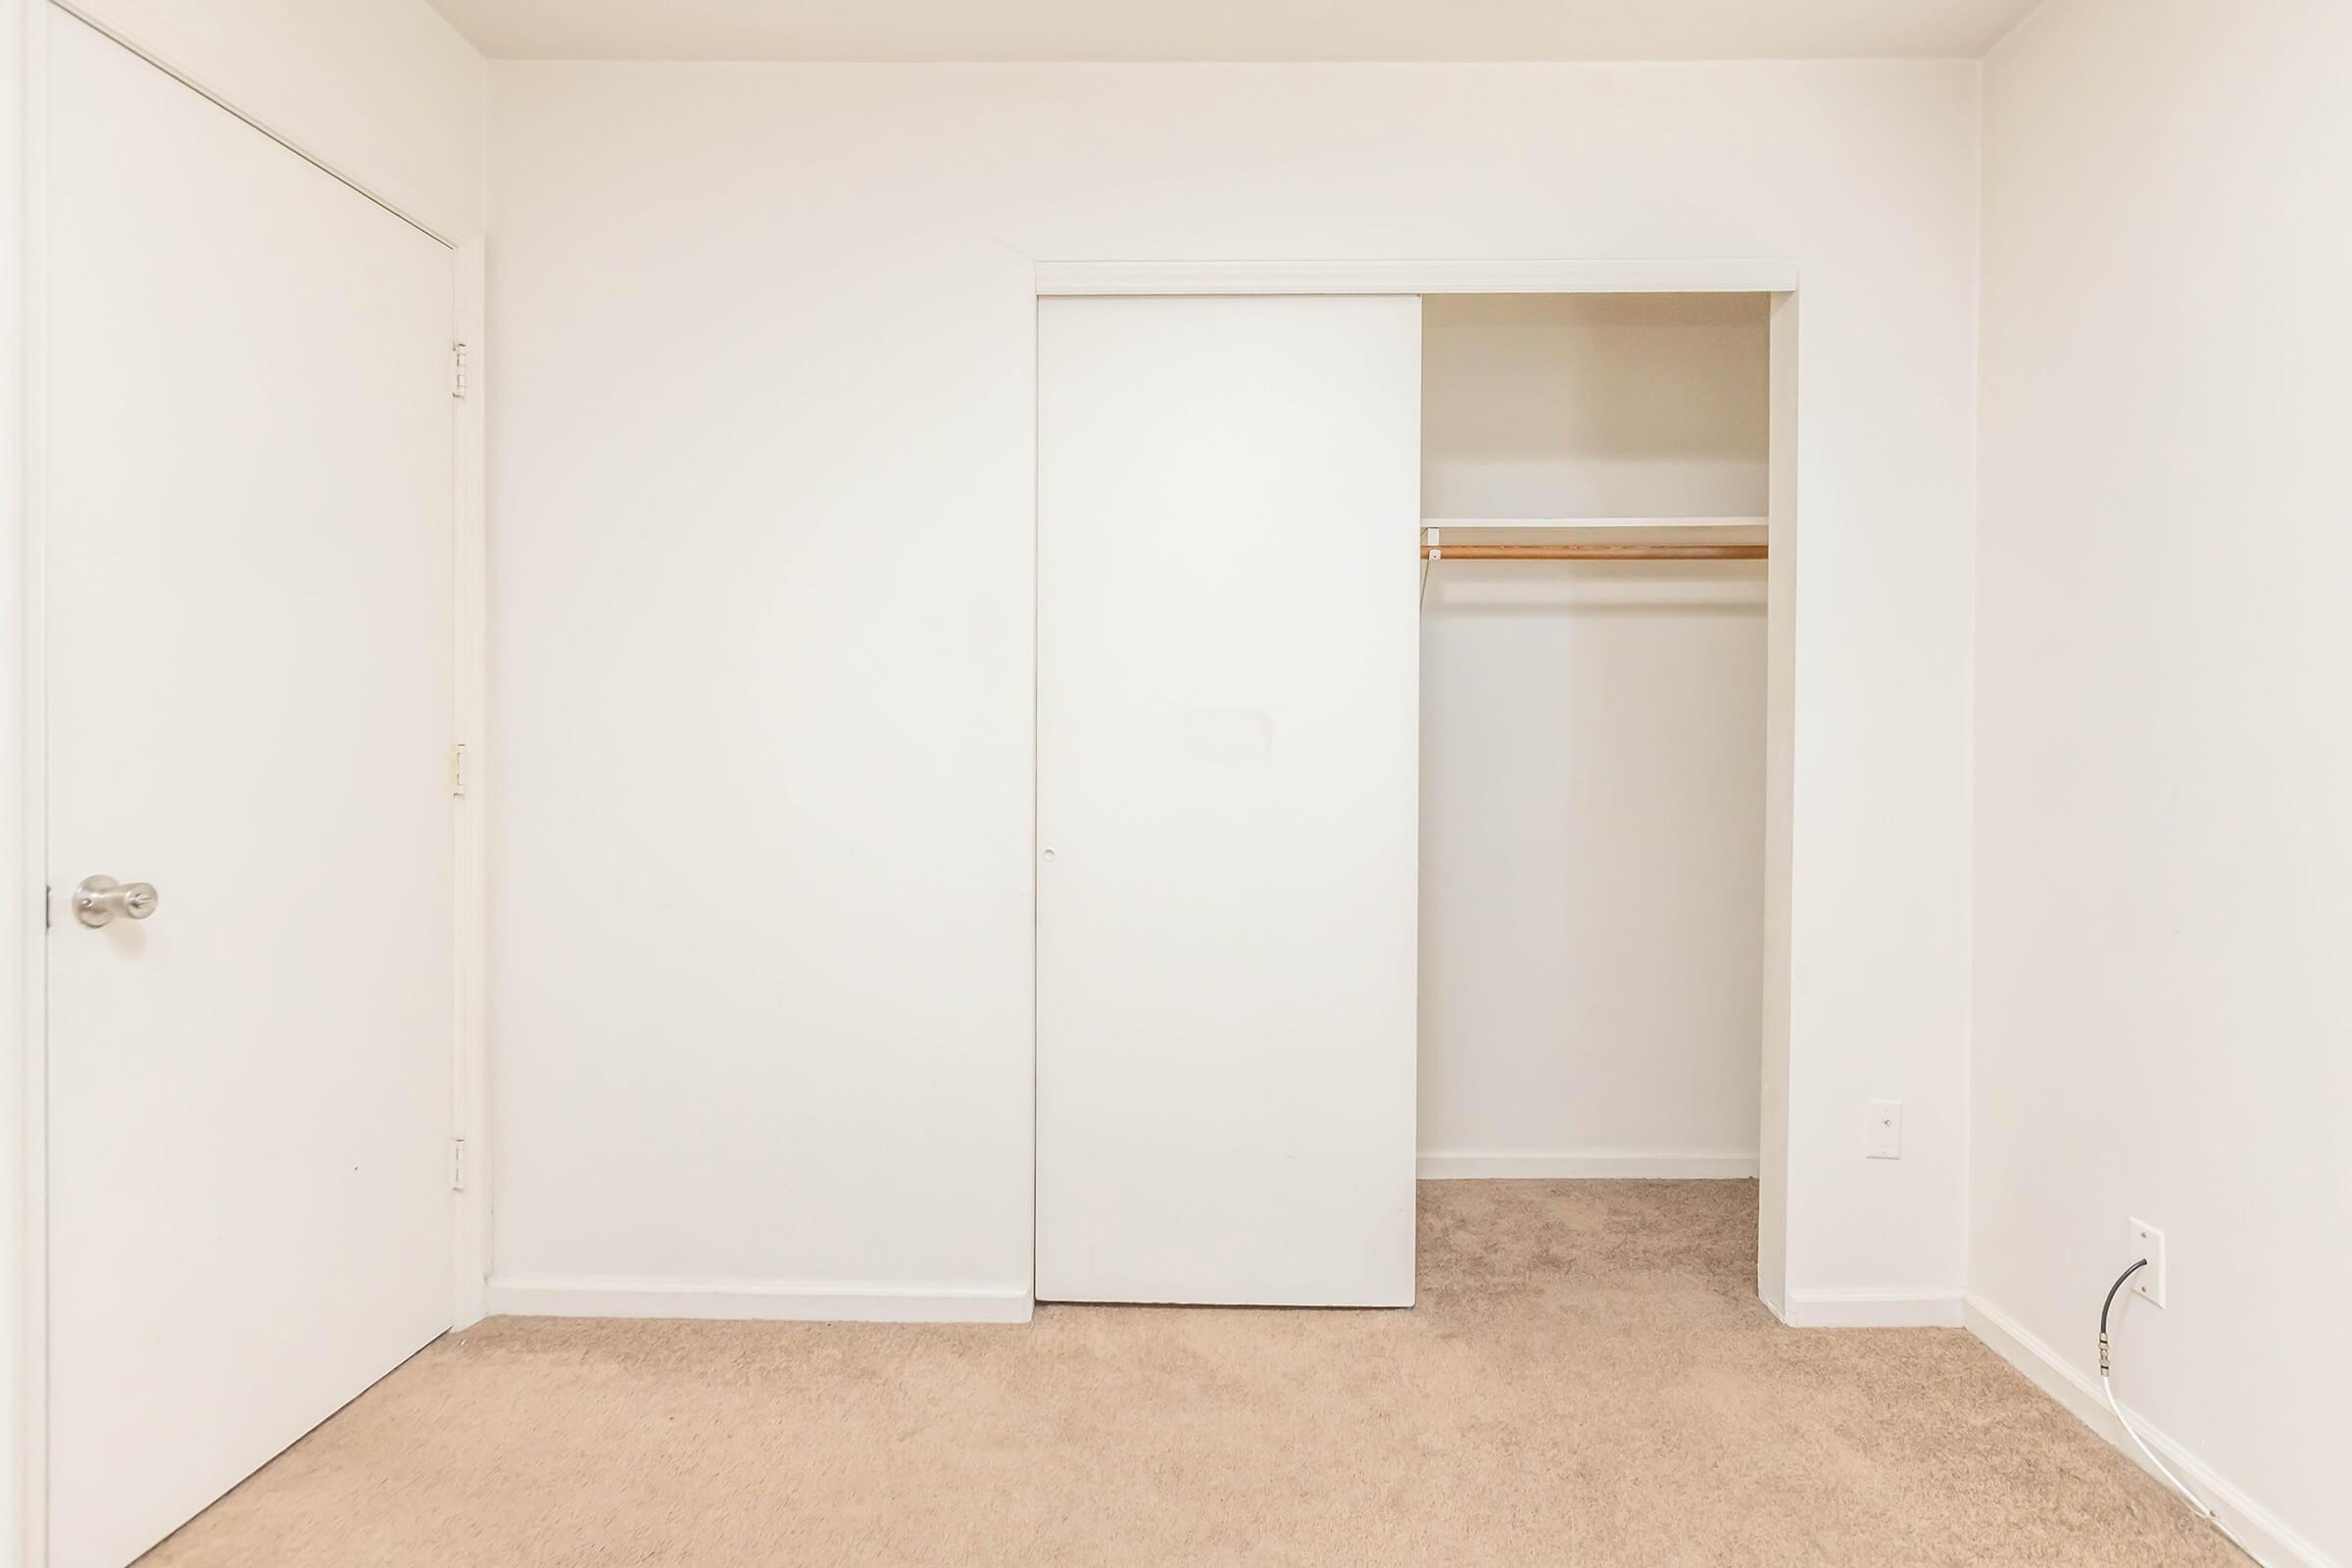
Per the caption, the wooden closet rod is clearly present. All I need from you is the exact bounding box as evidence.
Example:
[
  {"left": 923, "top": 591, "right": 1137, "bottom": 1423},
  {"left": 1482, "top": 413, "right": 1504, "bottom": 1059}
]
[{"left": 1419, "top": 542, "right": 1768, "bottom": 562}]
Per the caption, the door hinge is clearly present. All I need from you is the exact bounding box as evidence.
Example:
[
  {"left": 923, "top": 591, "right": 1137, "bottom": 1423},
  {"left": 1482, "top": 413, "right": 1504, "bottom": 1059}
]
[
  {"left": 452, "top": 341, "right": 469, "bottom": 400},
  {"left": 452, "top": 1138, "right": 469, "bottom": 1192},
  {"left": 450, "top": 742, "right": 467, "bottom": 798}
]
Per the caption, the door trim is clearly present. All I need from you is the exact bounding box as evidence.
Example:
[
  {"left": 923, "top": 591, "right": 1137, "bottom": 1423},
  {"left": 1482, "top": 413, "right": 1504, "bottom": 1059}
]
[
  {"left": 1026, "top": 257, "right": 1800, "bottom": 1323},
  {"left": 4, "top": 8, "right": 490, "bottom": 1559},
  {"left": 1034, "top": 258, "right": 1799, "bottom": 298}
]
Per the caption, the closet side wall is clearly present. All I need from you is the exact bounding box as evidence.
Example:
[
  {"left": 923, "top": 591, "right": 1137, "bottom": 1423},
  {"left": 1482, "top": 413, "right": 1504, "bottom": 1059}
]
[{"left": 1419, "top": 296, "right": 1768, "bottom": 1175}]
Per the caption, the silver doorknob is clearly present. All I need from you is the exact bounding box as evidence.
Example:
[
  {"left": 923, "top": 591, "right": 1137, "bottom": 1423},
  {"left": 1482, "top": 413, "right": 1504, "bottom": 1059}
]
[{"left": 74, "top": 875, "right": 159, "bottom": 928}]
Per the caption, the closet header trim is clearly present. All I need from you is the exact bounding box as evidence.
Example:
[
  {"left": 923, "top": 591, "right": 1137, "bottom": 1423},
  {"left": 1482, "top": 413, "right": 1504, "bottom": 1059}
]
[{"left": 1033, "top": 259, "right": 1799, "bottom": 298}]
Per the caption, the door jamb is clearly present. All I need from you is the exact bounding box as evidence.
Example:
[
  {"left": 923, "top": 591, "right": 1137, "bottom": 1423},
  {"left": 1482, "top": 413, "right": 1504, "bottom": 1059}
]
[
  {"left": 5, "top": 3, "right": 40, "bottom": 1562},
  {"left": 452, "top": 236, "right": 491, "bottom": 1333},
  {"left": 4, "top": 8, "right": 491, "bottom": 1561}
]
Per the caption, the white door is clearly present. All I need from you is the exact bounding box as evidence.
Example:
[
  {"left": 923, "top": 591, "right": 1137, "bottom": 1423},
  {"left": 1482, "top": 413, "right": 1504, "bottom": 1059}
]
[
  {"left": 1036, "top": 295, "right": 1421, "bottom": 1306},
  {"left": 42, "top": 16, "right": 458, "bottom": 1566}
]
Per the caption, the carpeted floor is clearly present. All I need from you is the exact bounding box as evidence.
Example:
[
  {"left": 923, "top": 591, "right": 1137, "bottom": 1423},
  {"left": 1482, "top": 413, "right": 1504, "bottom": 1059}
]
[{"left": 139, "top": 1182, "right": 2242, "bottom": 1566}]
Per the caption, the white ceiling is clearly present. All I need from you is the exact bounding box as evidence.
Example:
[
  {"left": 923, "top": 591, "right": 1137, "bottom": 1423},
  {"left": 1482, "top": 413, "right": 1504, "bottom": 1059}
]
[{"left": 427, "top": 0, "right": 2047, "bottom": 64}]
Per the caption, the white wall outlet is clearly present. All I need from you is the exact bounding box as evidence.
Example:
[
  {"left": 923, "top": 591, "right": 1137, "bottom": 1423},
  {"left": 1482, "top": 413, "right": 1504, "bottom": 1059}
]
[
  {"left": 2128, "top": 1219, "right": 2167, "bottom": 1308},
  {"left": 1865, "top": 1099, "right": 1902, "bottom": 1159}
]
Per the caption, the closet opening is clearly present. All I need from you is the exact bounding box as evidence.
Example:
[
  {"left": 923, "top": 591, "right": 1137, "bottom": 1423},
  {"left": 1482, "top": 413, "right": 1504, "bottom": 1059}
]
[
  {"left": 1032, "top": 270, "right": 1797, "bottom": 1310},
  {"left": 1417, "top": 293, "right": 1772, "bottom": 1280}
]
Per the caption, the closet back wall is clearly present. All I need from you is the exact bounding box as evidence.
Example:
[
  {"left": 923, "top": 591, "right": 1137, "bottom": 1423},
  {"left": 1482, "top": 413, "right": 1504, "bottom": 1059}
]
[
  {"left": 1419, "top": 295, "right": 1768, "bottom": 1176},
  {"left": 484, "top": 62, "right": 1979, "bottom": 1319}
]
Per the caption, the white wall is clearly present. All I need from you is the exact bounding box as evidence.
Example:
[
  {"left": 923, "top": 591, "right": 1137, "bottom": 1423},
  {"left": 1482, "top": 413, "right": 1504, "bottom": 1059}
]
[
  {"left": 485, "top": 60, "right": 1980, "bottom": 1317},
  {"left": 1972, "top": 0, "right": 2352, "bottom": 1561},
  {"left": 51, "top": 0, "right": 485, "bottom": 237},
  {"left": 1419, "top": 294, "right": 1766, "bottom": 1174}
]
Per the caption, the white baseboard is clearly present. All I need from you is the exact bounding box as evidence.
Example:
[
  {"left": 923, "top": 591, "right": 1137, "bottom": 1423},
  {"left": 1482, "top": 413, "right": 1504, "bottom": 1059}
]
[
  {"left": 1777, "top": 1286, "right": 1965, "bottom": 1328},
  {"left": 484, "top": 1276, "right": 1035, "bottom": 1325},
  {"left": 1417, "top": 1151, "right": 1759, "bottom": 1180},
  {"left": 1964, "top": 1292, "right": 2334, "bottom": 1568}
]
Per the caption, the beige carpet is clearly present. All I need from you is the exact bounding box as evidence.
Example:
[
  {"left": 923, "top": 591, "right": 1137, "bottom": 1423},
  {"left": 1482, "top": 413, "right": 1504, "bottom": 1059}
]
[{"left": 140, "top": 1182, "right": 2242, "bottom": 1566}]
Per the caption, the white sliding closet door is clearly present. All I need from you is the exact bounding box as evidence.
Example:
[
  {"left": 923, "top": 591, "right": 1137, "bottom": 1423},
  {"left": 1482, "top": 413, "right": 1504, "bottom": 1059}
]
[{"left": 1036, "top": 295, "right": 1421, "bottom": 1306}]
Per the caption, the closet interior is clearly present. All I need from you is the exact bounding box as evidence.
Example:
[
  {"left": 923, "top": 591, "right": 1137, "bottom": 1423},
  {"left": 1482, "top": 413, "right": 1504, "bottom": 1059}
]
[{"left": 1418, "top": 293, "right": 1770, "bottom": 1195}]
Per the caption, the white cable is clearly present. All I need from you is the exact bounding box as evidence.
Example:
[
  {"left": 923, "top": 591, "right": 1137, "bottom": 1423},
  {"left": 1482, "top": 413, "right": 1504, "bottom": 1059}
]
[{"left": 2098, "top": 1318, "right": 2251, "bottom": 1557}]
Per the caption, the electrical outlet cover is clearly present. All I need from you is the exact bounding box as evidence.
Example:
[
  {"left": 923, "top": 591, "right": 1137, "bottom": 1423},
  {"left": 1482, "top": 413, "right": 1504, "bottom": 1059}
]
[
  {"left": 1865, "top": 1100, "right": 1902, "bottom": 1159},
  {"left": 2128, "top": 1218, "right": 2166, "bottom": 1308}
]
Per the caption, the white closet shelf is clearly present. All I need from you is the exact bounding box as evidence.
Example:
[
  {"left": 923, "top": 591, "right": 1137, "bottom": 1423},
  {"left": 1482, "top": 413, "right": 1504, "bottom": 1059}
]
[{"left": 1420, "top": 516, "right": 1766, "bottom": 530}]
